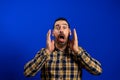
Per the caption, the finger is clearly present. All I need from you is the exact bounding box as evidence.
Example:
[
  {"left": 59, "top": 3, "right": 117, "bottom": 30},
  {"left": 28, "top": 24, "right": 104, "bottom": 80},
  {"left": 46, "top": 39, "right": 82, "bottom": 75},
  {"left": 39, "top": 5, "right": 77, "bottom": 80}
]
[
  {"left": 51, "top": 40, "right": 55, "bottom": 50},
  {"left": 73, "top": 28, "right": 78, "bottom": 41},
  {"left": 51, "top": 40, "right": 54, "bottom": 46},
  {"left": 47, "top": 29, "right": 51, "bottom": 41}
]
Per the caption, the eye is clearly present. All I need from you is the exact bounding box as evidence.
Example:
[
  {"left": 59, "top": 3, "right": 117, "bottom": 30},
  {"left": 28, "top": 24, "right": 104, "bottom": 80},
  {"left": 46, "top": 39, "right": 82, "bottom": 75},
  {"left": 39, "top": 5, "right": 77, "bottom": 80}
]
[
  {"left": 63, "top": 26, "right": 67, "bottom": 29},
  {"left": 55, "top": 25, "right": 60, "bottom": 30}
]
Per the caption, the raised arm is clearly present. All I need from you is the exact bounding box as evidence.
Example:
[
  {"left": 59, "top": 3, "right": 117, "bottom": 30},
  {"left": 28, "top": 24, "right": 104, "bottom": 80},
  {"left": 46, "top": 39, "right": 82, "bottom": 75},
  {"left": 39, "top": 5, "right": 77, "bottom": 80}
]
[
  {"left": 24, "top": 29, "right": 55, "bottom": 77},
  {"left": 69, "top": 29, "right": 102, "bottom": 75}
]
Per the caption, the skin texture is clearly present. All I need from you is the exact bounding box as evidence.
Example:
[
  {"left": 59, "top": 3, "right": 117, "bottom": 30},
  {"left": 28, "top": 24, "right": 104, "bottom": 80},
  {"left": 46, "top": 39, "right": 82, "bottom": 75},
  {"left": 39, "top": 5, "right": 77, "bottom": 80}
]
[{"left": 46, "top": 20, "right": 79, "bottom": 54}]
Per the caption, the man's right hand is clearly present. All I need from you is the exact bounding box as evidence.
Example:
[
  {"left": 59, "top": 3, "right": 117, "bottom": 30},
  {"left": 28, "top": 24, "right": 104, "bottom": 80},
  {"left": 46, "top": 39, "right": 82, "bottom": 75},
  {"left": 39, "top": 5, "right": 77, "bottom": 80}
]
[{"left": 45, "top": 29, "right": 55, "bottom": 54}]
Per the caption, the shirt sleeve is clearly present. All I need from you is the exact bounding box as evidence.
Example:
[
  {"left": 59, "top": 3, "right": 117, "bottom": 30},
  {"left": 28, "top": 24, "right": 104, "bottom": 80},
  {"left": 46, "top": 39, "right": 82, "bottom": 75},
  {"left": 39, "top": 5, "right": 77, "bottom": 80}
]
[
  {"left": 74, "top": 47, "right": 102, "bottom": 75},
  {"left": 24, "top": 48, "right": 49, "bottom": 77}
]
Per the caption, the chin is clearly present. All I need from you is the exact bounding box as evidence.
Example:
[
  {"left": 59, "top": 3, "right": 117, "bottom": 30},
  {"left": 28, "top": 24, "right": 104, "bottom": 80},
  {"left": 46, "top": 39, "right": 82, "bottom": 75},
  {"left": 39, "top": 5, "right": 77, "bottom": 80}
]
[{"left": 58, "top": 41, "right": 67, "bottom": 45}]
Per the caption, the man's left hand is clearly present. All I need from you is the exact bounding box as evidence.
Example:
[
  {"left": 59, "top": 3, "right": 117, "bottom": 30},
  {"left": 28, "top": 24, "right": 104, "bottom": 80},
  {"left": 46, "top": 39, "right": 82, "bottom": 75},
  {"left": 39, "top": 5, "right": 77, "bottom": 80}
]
[{"left": 69, "top": 28, "right": 79, "bottom": 54}]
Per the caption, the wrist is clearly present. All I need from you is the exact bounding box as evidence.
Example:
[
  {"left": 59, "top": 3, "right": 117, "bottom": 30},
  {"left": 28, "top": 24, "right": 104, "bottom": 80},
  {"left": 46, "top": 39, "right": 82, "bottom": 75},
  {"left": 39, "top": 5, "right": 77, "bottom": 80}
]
[
  {"left": 45, "top": 49, "right": 50, "bottom": 55},
  {"left": 74, "top": 47, "right": 83, "bottom": 55},
  {"left": 74, "top": 48, "right": 79, "bottom": 54}
]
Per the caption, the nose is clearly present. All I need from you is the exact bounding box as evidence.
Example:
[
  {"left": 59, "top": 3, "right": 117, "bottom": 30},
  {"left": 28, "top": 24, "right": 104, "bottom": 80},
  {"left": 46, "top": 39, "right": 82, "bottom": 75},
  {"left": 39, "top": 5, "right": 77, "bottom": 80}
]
[
  {"left": 59, "top": 30, "right": 63, "bottom": 34},
  {"left": 59, "top": 27, "right": 63, "bottom": 33}
]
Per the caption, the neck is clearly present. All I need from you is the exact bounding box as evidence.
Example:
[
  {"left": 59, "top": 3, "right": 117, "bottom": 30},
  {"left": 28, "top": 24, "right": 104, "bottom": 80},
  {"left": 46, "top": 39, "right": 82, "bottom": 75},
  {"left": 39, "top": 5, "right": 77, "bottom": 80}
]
[{"left": 55, "top": 42, "right": 67, "bottom": 51}]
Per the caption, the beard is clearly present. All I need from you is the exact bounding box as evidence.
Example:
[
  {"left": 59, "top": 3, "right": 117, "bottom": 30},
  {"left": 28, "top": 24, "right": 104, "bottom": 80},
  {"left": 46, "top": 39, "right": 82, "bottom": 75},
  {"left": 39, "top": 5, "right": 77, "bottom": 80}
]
[{"left": 57, "top": 39, "right": 67, "bottom": 45}]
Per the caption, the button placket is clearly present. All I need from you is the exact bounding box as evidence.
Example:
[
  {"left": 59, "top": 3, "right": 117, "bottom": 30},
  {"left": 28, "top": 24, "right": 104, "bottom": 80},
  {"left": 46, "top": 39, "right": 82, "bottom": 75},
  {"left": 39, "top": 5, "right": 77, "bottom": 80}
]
[{"left": 58, "top": 76, "right": 63, "bottom": 80}]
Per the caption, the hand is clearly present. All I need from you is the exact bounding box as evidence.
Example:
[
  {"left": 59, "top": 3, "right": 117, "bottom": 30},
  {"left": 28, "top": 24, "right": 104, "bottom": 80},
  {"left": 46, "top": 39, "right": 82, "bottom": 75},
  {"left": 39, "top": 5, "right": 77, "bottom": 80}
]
[
  {"left": 46, "top": 29, "right": 55, "bottom": 54},
  {"left": 69, "top": 28, "right": 79, "bottom": 54}
]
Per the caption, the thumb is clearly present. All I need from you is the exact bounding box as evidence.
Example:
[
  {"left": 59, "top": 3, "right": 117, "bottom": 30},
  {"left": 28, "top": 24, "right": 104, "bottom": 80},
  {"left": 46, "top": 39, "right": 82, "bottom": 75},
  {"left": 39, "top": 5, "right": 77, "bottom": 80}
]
[
  {"left": 51, "top": 40, "right": 55, "bottom": 50},
  {"left": 51, "top": 40, "right": 54, "bottom": 45}
]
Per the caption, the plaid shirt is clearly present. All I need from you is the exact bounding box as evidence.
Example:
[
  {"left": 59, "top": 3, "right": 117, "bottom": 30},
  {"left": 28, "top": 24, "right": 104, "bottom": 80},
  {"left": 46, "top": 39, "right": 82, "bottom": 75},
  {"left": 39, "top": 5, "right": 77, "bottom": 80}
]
[{"left": 24, "top": 46, "right": 102, "bottom": 80}]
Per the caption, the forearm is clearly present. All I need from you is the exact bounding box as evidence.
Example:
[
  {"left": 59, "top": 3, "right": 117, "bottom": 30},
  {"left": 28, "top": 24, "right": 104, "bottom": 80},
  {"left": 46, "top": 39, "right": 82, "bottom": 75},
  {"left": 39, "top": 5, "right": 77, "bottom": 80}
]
[
  {"left": 75, "top": 47, "right": 102, "bottom": 75},
  {"left": 24, "top": 48, "right": 48, "bottom": 77}
]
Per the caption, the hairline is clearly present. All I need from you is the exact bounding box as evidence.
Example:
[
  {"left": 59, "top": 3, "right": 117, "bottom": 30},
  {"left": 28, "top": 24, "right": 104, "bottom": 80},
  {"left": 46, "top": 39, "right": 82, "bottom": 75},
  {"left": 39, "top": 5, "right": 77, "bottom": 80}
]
[{"left": 53, "top": 18, "right": 70, "bottom": 29}]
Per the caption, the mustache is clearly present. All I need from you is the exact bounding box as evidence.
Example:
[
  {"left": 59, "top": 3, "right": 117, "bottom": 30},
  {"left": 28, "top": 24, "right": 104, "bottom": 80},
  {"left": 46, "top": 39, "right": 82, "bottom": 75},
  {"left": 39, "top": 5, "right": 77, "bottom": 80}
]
[{"left": 58, "top": 32, "right": 65, "bottom": 36}]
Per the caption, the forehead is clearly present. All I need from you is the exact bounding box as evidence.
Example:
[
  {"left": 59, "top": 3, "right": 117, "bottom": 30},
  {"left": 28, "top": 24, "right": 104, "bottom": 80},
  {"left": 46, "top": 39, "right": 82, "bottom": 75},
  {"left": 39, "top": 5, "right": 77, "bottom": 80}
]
[{"left": 54, "top": 20, "right": 68, "bottom": 26}]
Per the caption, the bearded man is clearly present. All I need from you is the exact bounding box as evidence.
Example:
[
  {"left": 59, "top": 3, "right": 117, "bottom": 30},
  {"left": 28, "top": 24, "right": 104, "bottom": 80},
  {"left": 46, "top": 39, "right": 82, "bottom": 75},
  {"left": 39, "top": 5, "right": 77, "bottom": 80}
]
[{"left": 24, "top": 17, "right": 102, "bottom": 80}]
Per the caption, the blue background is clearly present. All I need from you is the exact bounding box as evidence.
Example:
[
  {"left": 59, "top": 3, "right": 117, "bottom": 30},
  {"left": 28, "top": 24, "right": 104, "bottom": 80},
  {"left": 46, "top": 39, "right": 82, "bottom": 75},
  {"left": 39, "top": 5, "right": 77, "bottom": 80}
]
[{"left": 0, "top": 0, "right": 120, "bottom": 80}]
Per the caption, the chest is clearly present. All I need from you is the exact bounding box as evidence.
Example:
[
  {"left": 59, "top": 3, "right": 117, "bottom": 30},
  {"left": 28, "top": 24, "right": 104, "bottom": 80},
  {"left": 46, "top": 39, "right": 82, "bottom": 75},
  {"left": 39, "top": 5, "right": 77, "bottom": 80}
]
[{"left": 45, "top": 51, "right": 79, "bottom": 71}]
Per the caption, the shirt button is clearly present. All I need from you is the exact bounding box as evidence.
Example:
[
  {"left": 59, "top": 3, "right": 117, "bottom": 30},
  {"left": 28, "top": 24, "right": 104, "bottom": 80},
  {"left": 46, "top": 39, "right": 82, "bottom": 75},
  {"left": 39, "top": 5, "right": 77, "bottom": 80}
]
[
  {"left": 62, "top": 64, "right": 65, "bottom": 67},
  {"left": 59, "top": 76, "right": 63, "bottom": 79},
  {"left": 60, "top": 67, "right": 63, "bottom": 70},
  {"left": 53, "top": 61, "right": 55, "bottom": 63}
]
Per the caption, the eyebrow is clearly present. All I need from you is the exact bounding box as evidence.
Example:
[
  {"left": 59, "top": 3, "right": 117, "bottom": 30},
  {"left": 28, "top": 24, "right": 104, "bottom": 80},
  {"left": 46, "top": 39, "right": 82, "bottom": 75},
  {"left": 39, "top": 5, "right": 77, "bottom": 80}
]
[
  {"left": 55, "top": 23, "right": 68, "bottom": 26},
  {"left": 55, "top": 24, "right": 59, "bottom": 26},
  {"left": 62, "top": 23, "right": 68, "bottom": 25}
]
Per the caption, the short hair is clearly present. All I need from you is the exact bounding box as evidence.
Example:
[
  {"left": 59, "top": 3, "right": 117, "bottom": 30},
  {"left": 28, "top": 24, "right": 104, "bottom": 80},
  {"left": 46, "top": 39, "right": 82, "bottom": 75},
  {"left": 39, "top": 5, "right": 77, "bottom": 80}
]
[{"left": 53, "top": 17, "right": 70, "bottom": 29}]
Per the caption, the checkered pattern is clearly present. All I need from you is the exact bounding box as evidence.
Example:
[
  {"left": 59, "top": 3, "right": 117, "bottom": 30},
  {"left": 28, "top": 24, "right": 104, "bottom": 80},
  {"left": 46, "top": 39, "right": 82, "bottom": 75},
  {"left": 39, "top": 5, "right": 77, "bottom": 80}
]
[{"left": 24, "top": 47, "right": 102, "bottom": 80}]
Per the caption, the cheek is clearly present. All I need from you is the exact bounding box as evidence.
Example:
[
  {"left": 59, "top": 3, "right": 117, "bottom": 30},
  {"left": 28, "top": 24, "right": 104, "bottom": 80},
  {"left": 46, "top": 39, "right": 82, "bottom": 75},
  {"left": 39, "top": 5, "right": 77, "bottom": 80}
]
[
  {"left": 53, "top": 30, "right": 59, "bottom": 34},
  {"left": 54, "top": 30, "right": 58, "bottom": 33},
  {"left": 53, "top": 30, "right": 59, "bottom": 36},
  {"left": 64, "top": 30, "right": 70, "bottom": 36}
]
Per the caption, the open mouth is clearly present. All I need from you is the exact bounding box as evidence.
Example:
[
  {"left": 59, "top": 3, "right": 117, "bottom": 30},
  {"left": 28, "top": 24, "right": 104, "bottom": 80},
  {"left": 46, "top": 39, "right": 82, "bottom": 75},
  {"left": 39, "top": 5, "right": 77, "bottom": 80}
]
[
  {"left": 58, "top": 34, "right": 65, "bottom": 42},
  {"left": 59, "top": 35, "right": 64, "bottom": 39}
]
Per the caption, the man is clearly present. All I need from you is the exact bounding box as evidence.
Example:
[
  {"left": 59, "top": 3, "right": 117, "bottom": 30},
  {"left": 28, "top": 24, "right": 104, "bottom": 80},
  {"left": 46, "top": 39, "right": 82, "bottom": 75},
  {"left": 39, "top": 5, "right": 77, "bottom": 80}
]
[{"left": 24, "top": 18, "right": 102, "bottom": 80}]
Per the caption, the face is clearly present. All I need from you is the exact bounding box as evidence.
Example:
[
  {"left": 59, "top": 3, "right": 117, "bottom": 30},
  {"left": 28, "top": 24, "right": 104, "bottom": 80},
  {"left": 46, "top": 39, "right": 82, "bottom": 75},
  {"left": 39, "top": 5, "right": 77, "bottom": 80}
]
[{"left": 53, "top": 20, "right": 71, "bottom": 45}]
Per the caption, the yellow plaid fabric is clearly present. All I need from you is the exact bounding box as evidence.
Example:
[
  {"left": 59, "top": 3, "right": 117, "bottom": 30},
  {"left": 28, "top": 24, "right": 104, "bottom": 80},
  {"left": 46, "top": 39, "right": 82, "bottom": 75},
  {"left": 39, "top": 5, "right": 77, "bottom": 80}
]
[{"left": 24, "top": 46, "right": 102, "bottom": 80}]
